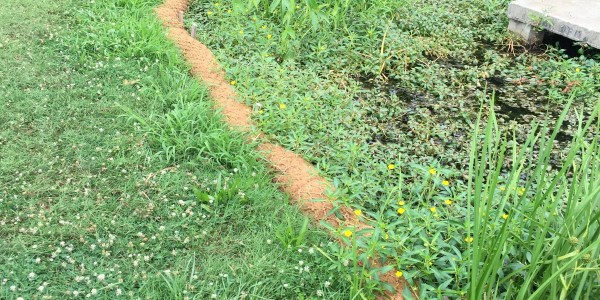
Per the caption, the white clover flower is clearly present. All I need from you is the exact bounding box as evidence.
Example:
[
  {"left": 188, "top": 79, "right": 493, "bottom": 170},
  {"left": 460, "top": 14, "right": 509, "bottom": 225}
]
[
  {"left": 97, "top": 274, "right": 105, "bottom": 281},
  {"left": 115, "top": 288, "right": 122, "bottom": 296},
  {"left": 28, "top": 272, "right": 36, "bottom": 280},
  {"left": 324, "top": 281, "right": 331, "bottom": 287},
  {"left": 91, "top": 289, "right": 97, "bottom": 295},
  {"left": 10, "top": 285, "right": 16, "bottom": 291},
  {"left": 316, "top": 290, "right": 324, "bottom": 296}
]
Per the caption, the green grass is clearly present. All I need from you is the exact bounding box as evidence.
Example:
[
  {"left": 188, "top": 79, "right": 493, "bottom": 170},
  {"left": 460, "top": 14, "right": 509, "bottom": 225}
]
[
  {"left": 0, "top": 0, "right": 351, "bottom": 299},
  {"left": 188, "top": 0, "right": 600, "bottom": 298}
]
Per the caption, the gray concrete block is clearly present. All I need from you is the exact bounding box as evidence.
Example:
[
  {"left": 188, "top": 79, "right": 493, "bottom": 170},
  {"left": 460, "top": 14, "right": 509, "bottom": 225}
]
[
  {"left": 508, "top": 19, "right": 545, "bottom": 43},
  {"left": 507, "top": 0, "right": 600, "bottom": 49}
]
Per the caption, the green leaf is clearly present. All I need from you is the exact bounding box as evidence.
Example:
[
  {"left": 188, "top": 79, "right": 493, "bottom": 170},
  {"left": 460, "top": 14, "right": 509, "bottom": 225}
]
[{"left": 193, "top": 187, "right": 210, "bottom": 203}]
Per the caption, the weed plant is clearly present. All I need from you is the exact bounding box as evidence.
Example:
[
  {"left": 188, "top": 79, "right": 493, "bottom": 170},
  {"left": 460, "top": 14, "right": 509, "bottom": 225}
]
[{"left": 189, "top": 0, "right": 600, "bottom": 298}]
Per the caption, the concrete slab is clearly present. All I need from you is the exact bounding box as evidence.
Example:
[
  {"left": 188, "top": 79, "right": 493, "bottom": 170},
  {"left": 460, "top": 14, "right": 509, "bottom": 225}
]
[{"left": 507, "top": 0, "right": 600, "bottom": 49}]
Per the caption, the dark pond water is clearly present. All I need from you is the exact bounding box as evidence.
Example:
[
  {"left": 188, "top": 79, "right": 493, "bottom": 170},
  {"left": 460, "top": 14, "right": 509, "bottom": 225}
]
[{"left": 356, "top": 38, "right": 598, "bottom": 171}]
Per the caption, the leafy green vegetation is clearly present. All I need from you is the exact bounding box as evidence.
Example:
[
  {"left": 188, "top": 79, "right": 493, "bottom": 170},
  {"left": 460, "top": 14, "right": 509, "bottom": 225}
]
[
  {"left": 189, "top": 0, "right": 600, "bottom": 298},
  {"left": 0, "top": 0, "right": 352, "bottom": 299}
]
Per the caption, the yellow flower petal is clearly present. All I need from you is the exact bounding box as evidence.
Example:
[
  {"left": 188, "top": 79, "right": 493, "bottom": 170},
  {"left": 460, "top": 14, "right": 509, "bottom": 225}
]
[
  {"left": 430, "top": 207, "right": 436, "bottom": 213},
  {"left": 397, "top": 207, "right": 405, "bottom": 215},
  {"left": 354, "top": 209, "right": 362, "bottom": 216},
  {"left": 387, "top": 164, "right": 395, "bottom": 170},
  {"left": 429, "top": 168, "right": 437, "bottom": 175},
  {"left": 442, "top": 180, "right": 449, "bottom": 186},
  {"left": 343, "top": 230, "right": 353, "bottom": 237},
  {"left": 395, "top": 270, "right": 403, "bottom": 278}
]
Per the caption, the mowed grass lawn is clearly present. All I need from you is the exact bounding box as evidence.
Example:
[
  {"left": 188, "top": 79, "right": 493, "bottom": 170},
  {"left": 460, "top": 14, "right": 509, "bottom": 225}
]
[{"left": 0, "top": 0, "right": 349, "bottom": 299}]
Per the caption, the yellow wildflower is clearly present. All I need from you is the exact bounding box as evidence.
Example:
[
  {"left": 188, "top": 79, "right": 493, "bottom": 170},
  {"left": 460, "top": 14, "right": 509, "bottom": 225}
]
[
  {"left": 261, "top": 25, "right": 267, "bottom": 30},
  {"left": 207, "top": 11, "right": 213, "bottom": 15},
  {"left": 279, "top": 103, "right": 286, "bottom": 109},
  {"left": 465, "top": 236, "right": 474, "bottom": 243},
  {"left": 343, "top": 230, "right": 353, "bottom": 238},
  {"left": 499, "top": 186, "right": 506, "bottom": 191},
  {"left": 502, "top": 213, "right": 508, "bottom": 219},
  {"left": 354, "top": 209, "right": 362, "bottom": 216},
  {"left": 267, "top": 34, "right": 272, "bottom": 39},
  {"left": 429, "top": 168, "right": 437, "bottom": 175},
  {"left": 430, "top": 207, "right": 436, "bottom": 213},
  {"left": 387, "top": 164, "right": 395, "bottom": 170},
  {"left": 576, "top": 68, "right": 581, "bottom": 72},
  {"left": 398, "top": 200, "right": 405, "bottom": 206},
  {"left": 397, "top": 207, "right": 405, "bottom": 215},
  {"left": 230, "top": 80, "right": 236, "bottom": 86},
  {"left": 258, "top": 110, "right": 264, "bottom": 114},
  {"left": 227, "top": 9, "right": 232, "bottom": 13},
  {"left": 445, "top": 199, "right": 452, "bottom": 205},
  {"left": 442, "top": 180, "right": 449, "bottom": 186},
  {"left": 239, "top": 29, "right": 244, "bottom": 35},
  {"left": 395, "top": 270, "right": 403, "bottom": 278}
]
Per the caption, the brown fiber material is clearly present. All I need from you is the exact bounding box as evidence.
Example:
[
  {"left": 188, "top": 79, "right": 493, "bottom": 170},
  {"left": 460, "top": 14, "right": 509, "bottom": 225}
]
[
  {"left": 156, "top": 3, "right": 251, "bottom": 130},
  {"left": 258, "top": 142, "right": 360, "bottom": 229},
  {"left": 155, "top": 1, "right": 404, "bottom": 298}
]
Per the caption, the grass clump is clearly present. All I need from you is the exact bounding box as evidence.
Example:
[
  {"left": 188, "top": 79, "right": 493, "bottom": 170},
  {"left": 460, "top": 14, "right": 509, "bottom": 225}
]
[{"left": 0, "top": 0, "right": 351, "bottom": 299}]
